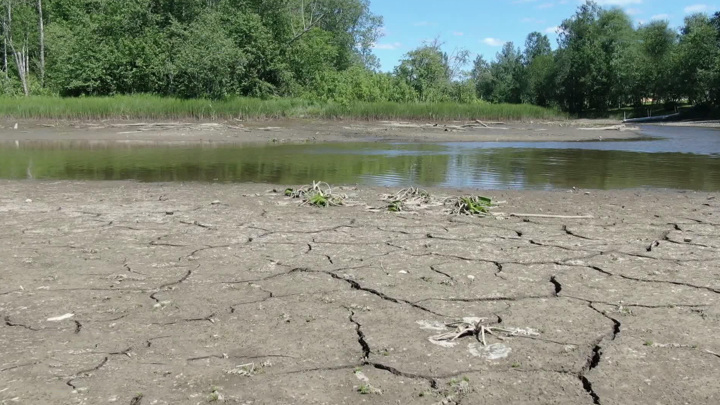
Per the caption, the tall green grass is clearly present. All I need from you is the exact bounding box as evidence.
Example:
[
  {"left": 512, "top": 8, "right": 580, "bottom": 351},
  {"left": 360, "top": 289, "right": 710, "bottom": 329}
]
[
  {"left": 321, "top": 101, "right": 565, "bottom": 121},
  {"left": 0, "top": 95, "right": 566, "bottom": 121}
]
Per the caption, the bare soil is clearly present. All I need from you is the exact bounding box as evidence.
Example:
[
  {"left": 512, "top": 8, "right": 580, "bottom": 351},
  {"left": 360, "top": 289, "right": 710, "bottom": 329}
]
[
  {"left": 1, "top": 181, "right": 718, "bottom": 404},
  {"left": 0, "top": 118, "right": 641, "bottom": 144}
]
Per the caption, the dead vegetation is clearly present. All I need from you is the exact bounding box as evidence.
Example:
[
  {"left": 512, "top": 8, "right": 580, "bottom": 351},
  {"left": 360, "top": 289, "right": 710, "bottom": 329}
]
[{"left": 283, "top": 181, "right": 348, "bottom": 207}]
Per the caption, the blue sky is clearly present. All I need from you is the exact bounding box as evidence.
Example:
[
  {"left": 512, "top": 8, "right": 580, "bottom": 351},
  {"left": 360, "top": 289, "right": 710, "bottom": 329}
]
[{"left": 369, "top": 0, "right": 719, "bottom": 71}]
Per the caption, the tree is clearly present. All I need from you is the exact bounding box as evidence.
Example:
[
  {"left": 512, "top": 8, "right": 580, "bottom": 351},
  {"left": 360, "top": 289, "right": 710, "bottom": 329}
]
[
  {"left": 394, "top": 43, "right": 451, "bottom": 102},
  {"left": 523, "top": 32, "right": 551, "bottom": 64},
  {"left": 522, "top": 32, "right": 554, "bottom": 105},
  {"left": 676, "top": 14, "right": 718, "bottom": 103},
  {"left": 555, "top": 1, "right": 603, "bottom": 113},
  {"left": 596, "top": 8, "right": 638, "bottom": 107},
  {"left": 489, "top": 42, "right": 524, "bottom": 103},
  {"left": 5, "top": 0, "right": 38, "bottom": 96},
  {"left": 36, "top": 0, "right": 43, "bottom": 85},
  {"left": 637, "top": 20, "right": 676, "bottom": 102},
  {"left": 470, "top": 55, "right": 493, "bottom": 100}
]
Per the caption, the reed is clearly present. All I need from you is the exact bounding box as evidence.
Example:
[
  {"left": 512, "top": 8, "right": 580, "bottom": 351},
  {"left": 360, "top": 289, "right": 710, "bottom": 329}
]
[{"left": 0, "top": 95, "right": 565, "bottom": 121}]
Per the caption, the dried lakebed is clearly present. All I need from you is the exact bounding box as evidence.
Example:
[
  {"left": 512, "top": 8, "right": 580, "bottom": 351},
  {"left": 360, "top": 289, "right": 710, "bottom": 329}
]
[{"left": 1, "top": 181, "right": 719, "bottom": 404}]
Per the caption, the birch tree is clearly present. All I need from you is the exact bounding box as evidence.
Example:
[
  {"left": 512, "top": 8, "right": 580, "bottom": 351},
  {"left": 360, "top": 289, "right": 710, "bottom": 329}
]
[{"left": 36, "top": 0, "right": 43, "bottom": 85}]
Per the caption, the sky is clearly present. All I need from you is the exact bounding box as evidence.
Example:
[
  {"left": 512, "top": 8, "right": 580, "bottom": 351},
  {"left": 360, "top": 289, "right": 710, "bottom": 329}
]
[{"left": 369, "top": 0, "right": 719, "bottom": 71}]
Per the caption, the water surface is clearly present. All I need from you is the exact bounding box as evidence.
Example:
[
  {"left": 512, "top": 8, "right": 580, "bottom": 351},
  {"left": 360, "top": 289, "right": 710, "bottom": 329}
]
[{"left": 1, "top": 125, "right": 719, "bottom": 191}]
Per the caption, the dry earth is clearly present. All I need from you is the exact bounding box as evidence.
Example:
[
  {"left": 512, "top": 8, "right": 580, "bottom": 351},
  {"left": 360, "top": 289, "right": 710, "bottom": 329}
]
[
  {"left": 0, "top": 119, "right": 640, "bottom": 145},
  {"left": 1, "top": 181, "right": 719, "bottom": 404}
]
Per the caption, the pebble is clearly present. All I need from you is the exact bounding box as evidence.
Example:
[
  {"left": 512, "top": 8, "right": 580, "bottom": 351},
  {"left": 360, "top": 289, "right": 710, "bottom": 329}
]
[{"left": 25, "top": 198, "right": 32, "bottom": 203}]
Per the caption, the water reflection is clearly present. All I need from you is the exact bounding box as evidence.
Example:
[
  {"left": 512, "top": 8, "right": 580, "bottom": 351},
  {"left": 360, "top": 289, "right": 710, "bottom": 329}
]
[{"left": 1, "top": 126, "right": 719, "bottom": 191}]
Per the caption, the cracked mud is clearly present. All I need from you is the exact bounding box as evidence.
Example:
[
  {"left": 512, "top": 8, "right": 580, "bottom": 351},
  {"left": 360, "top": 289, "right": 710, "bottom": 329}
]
[{"left": 1, "top": 180, "right": 718, "bottom": 404}]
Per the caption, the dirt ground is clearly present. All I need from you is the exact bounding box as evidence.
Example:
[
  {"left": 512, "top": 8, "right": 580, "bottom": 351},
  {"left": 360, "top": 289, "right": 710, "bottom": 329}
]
[
  {"left": 1, "top": 180, "right": 718, "bottom": 404},
  {"left": 0, "top": 118, "right": 641, "bottom": 145}
]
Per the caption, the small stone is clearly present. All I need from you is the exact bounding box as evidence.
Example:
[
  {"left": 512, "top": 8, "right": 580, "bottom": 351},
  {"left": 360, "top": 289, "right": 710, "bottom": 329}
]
[
  {"left": 211, "top": 200, "right": 221, "bottom": 205},
  {"left": 25, "top": 199, "right": 32, "bottom": 203},
  {"left": 467, "top": 275, "right": 475, "bottom": 281},
  {"left": 398, "top": 270, "right": 408, "bottom": 274},
  {"left": 684, "top": 238, "right": 693, "bottom": 243}
]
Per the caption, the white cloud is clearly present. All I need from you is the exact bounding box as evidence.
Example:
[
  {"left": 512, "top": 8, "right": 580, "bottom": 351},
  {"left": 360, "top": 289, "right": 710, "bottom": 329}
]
[
  {"left": 545, "top": 26, "right": 560, "bottom": 34},
  {"left": 521, "top": 17, "right": 546, "bottom": 23},
  {"left": 452, "top": 31, "right": 464, "bottom": 36},
  {"left": 372, "top": 42, "right": 402, "bottom": 50},
  {"left": 413, "top": 21, "right": 437, "bottom": 27},
  {"left": 650, "top": 13, "right": 670, "bottom": 20},
  {"left": 625, "top": 8, "right": 642, "bottom": 15},
  {"left": 482, "top": 37, "right": 505, "bottom": 47},
  {"left": 684, "top": 4, "right": 708, "bottom": 13}
]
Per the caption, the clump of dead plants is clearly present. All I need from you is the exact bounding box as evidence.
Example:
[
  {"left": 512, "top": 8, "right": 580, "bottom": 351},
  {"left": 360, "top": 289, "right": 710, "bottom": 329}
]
[
  {"left": 283, "top": 181, "right": 347, "bottom": 207},
  {"left": 382, "top": 187, "right": 434, "bottom": 212},
  {"left": 445, "top": 195, "right": 494, "bottom": 216},
  {"left": 429, "top": 317, "right": 539, "bottom": 347}
]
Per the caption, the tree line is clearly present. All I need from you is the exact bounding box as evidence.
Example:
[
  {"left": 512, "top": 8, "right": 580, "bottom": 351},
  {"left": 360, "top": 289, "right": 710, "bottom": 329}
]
[
  {"left": 1, "top": 0, "right": 719, "bottom": 113},
  {"left": 472, "top": 2, "right": 720, "bottom": 113}
]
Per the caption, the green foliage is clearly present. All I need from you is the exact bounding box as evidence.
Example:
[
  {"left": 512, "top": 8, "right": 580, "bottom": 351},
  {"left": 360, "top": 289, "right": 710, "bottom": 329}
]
[
  {"left": 169, "top": 11, "right": 245, "bottom": 99},
  {"left": 1, "top": 0, "right": 719, "bottom": 114},
  {"left": 395, "top": 43, "right": 452, "bottom": 102},
  {"left": 449, "top": 196, "right": 494, "bottom": 216}
]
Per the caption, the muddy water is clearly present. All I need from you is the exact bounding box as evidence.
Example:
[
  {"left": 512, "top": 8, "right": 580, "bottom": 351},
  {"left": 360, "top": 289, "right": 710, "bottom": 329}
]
[{"left": 1, "top": 126, "right": 719, "bottom": 191}]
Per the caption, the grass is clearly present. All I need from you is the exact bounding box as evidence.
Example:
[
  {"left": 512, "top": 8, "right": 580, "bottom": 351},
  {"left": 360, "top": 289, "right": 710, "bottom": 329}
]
[
  {"left": 0, "top": 95, "right": 316, "bottom": 120},
  {"left": 0, "top": 95, "right": 566, "bottom": 121}
]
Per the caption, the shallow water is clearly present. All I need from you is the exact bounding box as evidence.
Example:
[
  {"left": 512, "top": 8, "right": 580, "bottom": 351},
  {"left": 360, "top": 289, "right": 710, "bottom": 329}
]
[{"left": 1, "top": 125, "right": 719, "bottom": 191}]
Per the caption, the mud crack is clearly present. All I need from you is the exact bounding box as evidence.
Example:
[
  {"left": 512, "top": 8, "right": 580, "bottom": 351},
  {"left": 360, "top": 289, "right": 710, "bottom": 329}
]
[
  {"left": 300, "top": 268, "right": 445, "bottom": 316},
  {"left": 578, "top": 337, "right": 604, "bottom": 405},
  {"left": 429, "top": 264, "right": 455, "bottom": 281},
  {"left": 346, "top": 309, "right": 371, "bottom": 360},
  {"left": 149, "top": 268, "right": 194, "bottom": 303},
  {"left": 4, "top": 316, "right": 40, "bottom": 331},
  {"left": 156, "top": 313, "right": 216, "bottom": 326},
  {"left": 563, "top": 225, "right": 595, "bottom": 240},
  {"left": 145, "top": 335, "right": 172, "bottom": 347},
  {"left": 550, "top": 276, "right": 562, "bottom": 296},
  {"left": 368, "top": 362, "right": 438, "bottom": 389},
  {"left": 66, "top": 357, "right": 109, "bottom": 390}
]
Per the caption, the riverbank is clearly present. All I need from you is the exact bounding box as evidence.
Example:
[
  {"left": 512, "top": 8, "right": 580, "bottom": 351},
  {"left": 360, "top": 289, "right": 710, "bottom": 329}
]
[
  {"left": 0, "top": 118, "right": 641, "bottom": 144},
  {"left": 1, "top": 180, "right": 718, "bottom": 404}
]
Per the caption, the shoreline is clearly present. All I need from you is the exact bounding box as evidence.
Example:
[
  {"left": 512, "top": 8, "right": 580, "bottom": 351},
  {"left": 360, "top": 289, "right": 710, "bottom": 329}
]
[
  {"left": 0, "top": 118, "right": 645, "bottom": 144},
  {"left": 0, "top": 180, "right": 718, "bottom": 404}
]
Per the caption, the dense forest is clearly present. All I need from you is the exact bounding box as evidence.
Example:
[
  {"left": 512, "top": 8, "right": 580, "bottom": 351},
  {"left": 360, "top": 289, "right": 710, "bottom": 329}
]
[{"left": 1, "top": 0, "right": 719, "bottom": 113}]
